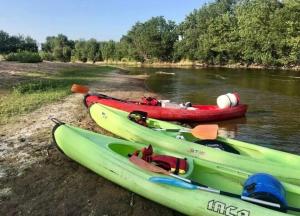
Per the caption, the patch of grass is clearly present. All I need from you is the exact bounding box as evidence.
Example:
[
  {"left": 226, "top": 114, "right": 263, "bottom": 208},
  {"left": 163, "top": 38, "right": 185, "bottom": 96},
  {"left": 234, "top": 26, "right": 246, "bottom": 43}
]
[
  {"left": 0, "top": 91, "right": 69, "bottom": 122},
  {"left": 0, "top": 65, "right": 114, "bottom": 124},
  {"left": 12, "top": 80, "right": 71, "bottom": 94}
]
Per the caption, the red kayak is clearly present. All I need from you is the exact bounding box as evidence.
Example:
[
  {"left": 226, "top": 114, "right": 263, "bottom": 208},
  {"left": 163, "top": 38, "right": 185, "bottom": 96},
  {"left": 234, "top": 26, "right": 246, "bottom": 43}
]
[{"left": 84, "top": 93, "right": 247, "bottom": 122}]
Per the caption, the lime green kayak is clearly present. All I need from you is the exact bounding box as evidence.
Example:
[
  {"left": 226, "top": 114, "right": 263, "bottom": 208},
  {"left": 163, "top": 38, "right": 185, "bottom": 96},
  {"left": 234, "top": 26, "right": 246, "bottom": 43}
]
[
  {"left": 52, "top": 121, "right": 300, "bottom": 215},
  {"left": 89, "top": 103, "right": 300, "bottom": 186}
]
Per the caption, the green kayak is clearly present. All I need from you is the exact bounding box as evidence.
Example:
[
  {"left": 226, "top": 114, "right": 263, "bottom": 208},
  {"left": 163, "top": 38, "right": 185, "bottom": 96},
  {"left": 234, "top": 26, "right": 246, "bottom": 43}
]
[
  {"left": 52, "top": 121, "right": 300, "bottom": 215},
  {"left": 89, "top": 103, "right": 300, "bottom": 186}
]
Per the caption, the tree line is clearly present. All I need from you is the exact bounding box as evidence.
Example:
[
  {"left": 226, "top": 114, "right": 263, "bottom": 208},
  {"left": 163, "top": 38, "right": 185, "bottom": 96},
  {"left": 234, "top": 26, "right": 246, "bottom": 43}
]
[
  {"left": 0, "top": 0, "right": 299, "bottom": 66},
  {"left": 0, "top": 30, "right": 38, "bottom": 54}
]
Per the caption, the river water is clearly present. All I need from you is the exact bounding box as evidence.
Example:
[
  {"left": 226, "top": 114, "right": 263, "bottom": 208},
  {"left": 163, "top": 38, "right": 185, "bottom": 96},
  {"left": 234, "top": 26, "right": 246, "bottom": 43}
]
[{"left": 124, "top": 67, "right": 300, "bottom": 154}]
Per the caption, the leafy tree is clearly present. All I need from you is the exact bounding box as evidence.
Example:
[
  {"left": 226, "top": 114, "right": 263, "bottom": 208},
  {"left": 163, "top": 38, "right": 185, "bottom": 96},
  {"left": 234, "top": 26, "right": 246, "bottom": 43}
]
[
  {"left": 19, "top": 36, "right": 38, "bottom": 52},
  {"left": 175, "top": 0, "right": 237, "bottom": 62},
  {"left": 114, "top": 41, "right": 126, "bottom": 61},
  {"left": 2, "top": 0, "right": 299, "bottom": 66},
  {"left": 72, "top": 40, "right": 88, "bottom": 62},
  {"left": 100, "top": 40, "right": 116, "bottom": 61},
  {"left": 125, "top": 16, "right": 178, "bottom": 61},
  {"left": 271, "top": 0, "right": 300, "bottom": 65},
  {"left": 86, "top": 39, "right": 100, "bottom": 62},
  {"left": 196, "top": 12, "right": 240, "bottom": 64},
  {"left": 0, "top": 30, "right": 38, "bottom": 54},
  {"left": 41, "top": 34, "right": 73, "bottom": 62},
  {"left": 117, "top": 35, "right": 141, "bottom": 61},
  {"left": 174, "top": 0, "right": 299, "bottom": 66},
  {"left": 0, "top": 30, "right": 10, "bottom": 53},
  {"left": 236, "top": 0, "right": 282, "bottom": 65}
]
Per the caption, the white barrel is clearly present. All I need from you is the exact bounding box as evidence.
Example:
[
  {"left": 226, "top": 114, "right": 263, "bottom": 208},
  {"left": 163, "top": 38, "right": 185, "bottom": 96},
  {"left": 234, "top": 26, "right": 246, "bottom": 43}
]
[
  {"left": 217, "top": 93, "right": 240, "bottom": 109},
  {"left": 160, "top": 100, "right": 170, "bottom": 107}
]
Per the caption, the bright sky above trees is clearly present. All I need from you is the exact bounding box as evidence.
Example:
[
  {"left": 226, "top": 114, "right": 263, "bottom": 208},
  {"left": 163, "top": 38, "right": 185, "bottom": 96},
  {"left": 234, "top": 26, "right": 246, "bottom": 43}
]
[{"left": 0, "top": 0, "right": 210, "bottom": 43}]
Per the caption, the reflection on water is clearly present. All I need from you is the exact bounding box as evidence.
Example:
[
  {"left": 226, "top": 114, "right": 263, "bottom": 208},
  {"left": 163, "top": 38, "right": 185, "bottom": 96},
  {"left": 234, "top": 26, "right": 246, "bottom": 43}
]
[
  {"left": 216, "top": 117, "right": 248, "bottom": 139},
  {"left": 123, "top": 67, "right": 300, "bottom": 154}
]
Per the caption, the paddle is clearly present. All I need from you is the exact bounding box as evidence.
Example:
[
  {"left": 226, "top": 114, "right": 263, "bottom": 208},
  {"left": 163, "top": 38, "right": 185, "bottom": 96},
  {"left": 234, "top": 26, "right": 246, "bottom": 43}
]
[
  {"left": 154, "top": 124, "right": 219, "bottom": 140},
  {"left": 71, "top": 84, "right": 90, "bottom": 94},
  {"left": 150, "top": 177, "right": 300, "bottom": 212},
  {"left": 191, "top": 124, "right": 218, "bottom": 140},
  {"left": 71, "top": 84, "right": 130, "bottom": 103}
]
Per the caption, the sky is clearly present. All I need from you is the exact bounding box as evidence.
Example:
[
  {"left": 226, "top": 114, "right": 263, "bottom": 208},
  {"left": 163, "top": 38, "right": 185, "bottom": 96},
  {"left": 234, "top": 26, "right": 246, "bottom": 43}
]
[{"left": 0, "top": 0, "right": 210, "bottom": 43}]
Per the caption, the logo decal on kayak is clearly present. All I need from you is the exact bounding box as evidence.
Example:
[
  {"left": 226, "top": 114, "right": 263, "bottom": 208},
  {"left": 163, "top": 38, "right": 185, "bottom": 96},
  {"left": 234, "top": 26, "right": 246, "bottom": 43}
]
[
  {"left": 207, "top": 200, "right": 250, "bottom": 216},
  {"left": 188, "top": 148, "right": 205, "bottom": 156},
  {"left": 101, "top": 112, "right": 107, "bottom": 119}
]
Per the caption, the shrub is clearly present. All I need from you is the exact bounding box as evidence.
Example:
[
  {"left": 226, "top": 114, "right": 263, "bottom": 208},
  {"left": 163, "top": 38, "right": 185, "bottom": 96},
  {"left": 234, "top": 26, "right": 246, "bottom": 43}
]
[
  {"left": 121, "top": 57, "right": 130, "bottom": 62},
  {"left": 12, "top": 80, "right": 70, "bottom": 94},
  {"left": 5, "top": 53, "right": 18, "bottom": 61},
  {"left": 39, "top": 51, "right": 55, "bottom": 61},
  {"left": 5, "top": 51, "right": 42, "bottom": 63}
]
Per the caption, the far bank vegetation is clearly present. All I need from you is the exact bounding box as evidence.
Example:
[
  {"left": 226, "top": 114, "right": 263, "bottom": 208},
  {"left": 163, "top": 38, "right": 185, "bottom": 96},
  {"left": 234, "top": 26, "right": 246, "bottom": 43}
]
[{"left": 0, "top": 0, "right": 299, "bottom": 67}]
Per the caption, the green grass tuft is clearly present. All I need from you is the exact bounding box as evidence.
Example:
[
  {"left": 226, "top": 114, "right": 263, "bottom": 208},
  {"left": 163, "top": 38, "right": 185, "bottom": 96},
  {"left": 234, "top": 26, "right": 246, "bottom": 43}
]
[
  {"left": 5, "top": 51, "right": 42, "bottom": 63},
  {"left": 0, "top": 91, "right": 69, "bottom": 121},
  {"left": 0, "top": 65, "right": 114, "bottom": 124},
  {"left": 13, "top": 80, "right": 71, "bottom": 94}
]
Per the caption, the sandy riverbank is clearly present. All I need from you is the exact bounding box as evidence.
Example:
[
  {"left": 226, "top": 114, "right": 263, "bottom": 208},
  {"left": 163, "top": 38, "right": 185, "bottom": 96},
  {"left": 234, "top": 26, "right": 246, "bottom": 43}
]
[{"left": 0, "top": 62, "right": 180, "bottom": 215}]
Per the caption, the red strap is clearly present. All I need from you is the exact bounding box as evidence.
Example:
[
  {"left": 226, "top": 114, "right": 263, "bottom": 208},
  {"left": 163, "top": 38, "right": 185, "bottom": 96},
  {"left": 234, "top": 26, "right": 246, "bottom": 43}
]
[
  {"left": 140, "top": 145, "right": 188, "bottom": 173},
  {"left": 152, "top": 155, "right": 188, "bottom": 173},
  {"left": 141, "top": 145, "right": 153, "bottom": 162},
  {"left": 141, "top": 97, "right": 159, "bottom": 106}
]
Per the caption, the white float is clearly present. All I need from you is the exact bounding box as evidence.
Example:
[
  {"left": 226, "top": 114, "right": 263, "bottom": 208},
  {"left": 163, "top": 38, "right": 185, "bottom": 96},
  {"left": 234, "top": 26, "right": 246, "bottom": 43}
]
[{"left": 217, "top": 93, "right": 240, "bottom": 109}]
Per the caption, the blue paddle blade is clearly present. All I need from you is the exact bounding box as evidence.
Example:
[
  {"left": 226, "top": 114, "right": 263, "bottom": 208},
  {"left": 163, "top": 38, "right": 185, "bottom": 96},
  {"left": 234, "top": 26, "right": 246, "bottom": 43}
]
[{"left": 149, "top": 177, "right": 198, "bottom": 190}]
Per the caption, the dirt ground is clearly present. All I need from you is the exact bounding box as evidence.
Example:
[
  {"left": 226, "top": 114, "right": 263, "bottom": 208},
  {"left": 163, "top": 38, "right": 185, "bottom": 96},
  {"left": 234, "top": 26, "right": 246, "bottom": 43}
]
[{"left": 0, "top": 62, "right": 181, "bottom": 215}]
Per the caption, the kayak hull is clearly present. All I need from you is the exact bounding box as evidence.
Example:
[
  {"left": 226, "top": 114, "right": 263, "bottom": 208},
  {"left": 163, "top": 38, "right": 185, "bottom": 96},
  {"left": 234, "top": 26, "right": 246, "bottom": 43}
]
[
  {"left": 52, "top": 122, "right": 299, "bottom": 215},
  {"left": 84, "top": 93, "right": 248, "bottom": 122}
]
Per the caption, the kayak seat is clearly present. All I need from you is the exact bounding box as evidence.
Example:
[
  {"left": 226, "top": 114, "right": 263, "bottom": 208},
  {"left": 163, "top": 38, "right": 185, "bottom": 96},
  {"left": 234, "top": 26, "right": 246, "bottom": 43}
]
[
  {"left": 195, "top": 140, "right": 240, "bottom": 155},
  {"left": 140, "top": 145, "right": 189, "bottom": 175},
  {"left": 107, "top": 143, "right": 194, "bottom": 178}
]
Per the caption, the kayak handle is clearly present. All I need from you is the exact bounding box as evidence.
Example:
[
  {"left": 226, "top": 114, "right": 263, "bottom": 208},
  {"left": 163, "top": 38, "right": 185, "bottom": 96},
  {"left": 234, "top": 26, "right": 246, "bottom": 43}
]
[{"left": 50, "top": 118, "right": 65, "bottom": 125}]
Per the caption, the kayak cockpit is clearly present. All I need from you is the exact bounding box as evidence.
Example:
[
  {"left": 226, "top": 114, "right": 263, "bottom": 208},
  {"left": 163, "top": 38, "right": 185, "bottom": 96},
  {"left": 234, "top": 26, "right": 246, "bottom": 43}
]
[{"left": 107, "top": 142, "right": 195, "bottom": 179}]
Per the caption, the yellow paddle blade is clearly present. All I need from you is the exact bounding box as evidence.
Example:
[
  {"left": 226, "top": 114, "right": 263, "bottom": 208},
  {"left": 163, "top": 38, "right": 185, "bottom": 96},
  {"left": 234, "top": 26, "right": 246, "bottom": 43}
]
[
  {"left": 71, "top": 84, "right": 90, "bottom": 94},
  {"left": 191, "top": 124, "right": 218, "bottom": 140}
]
